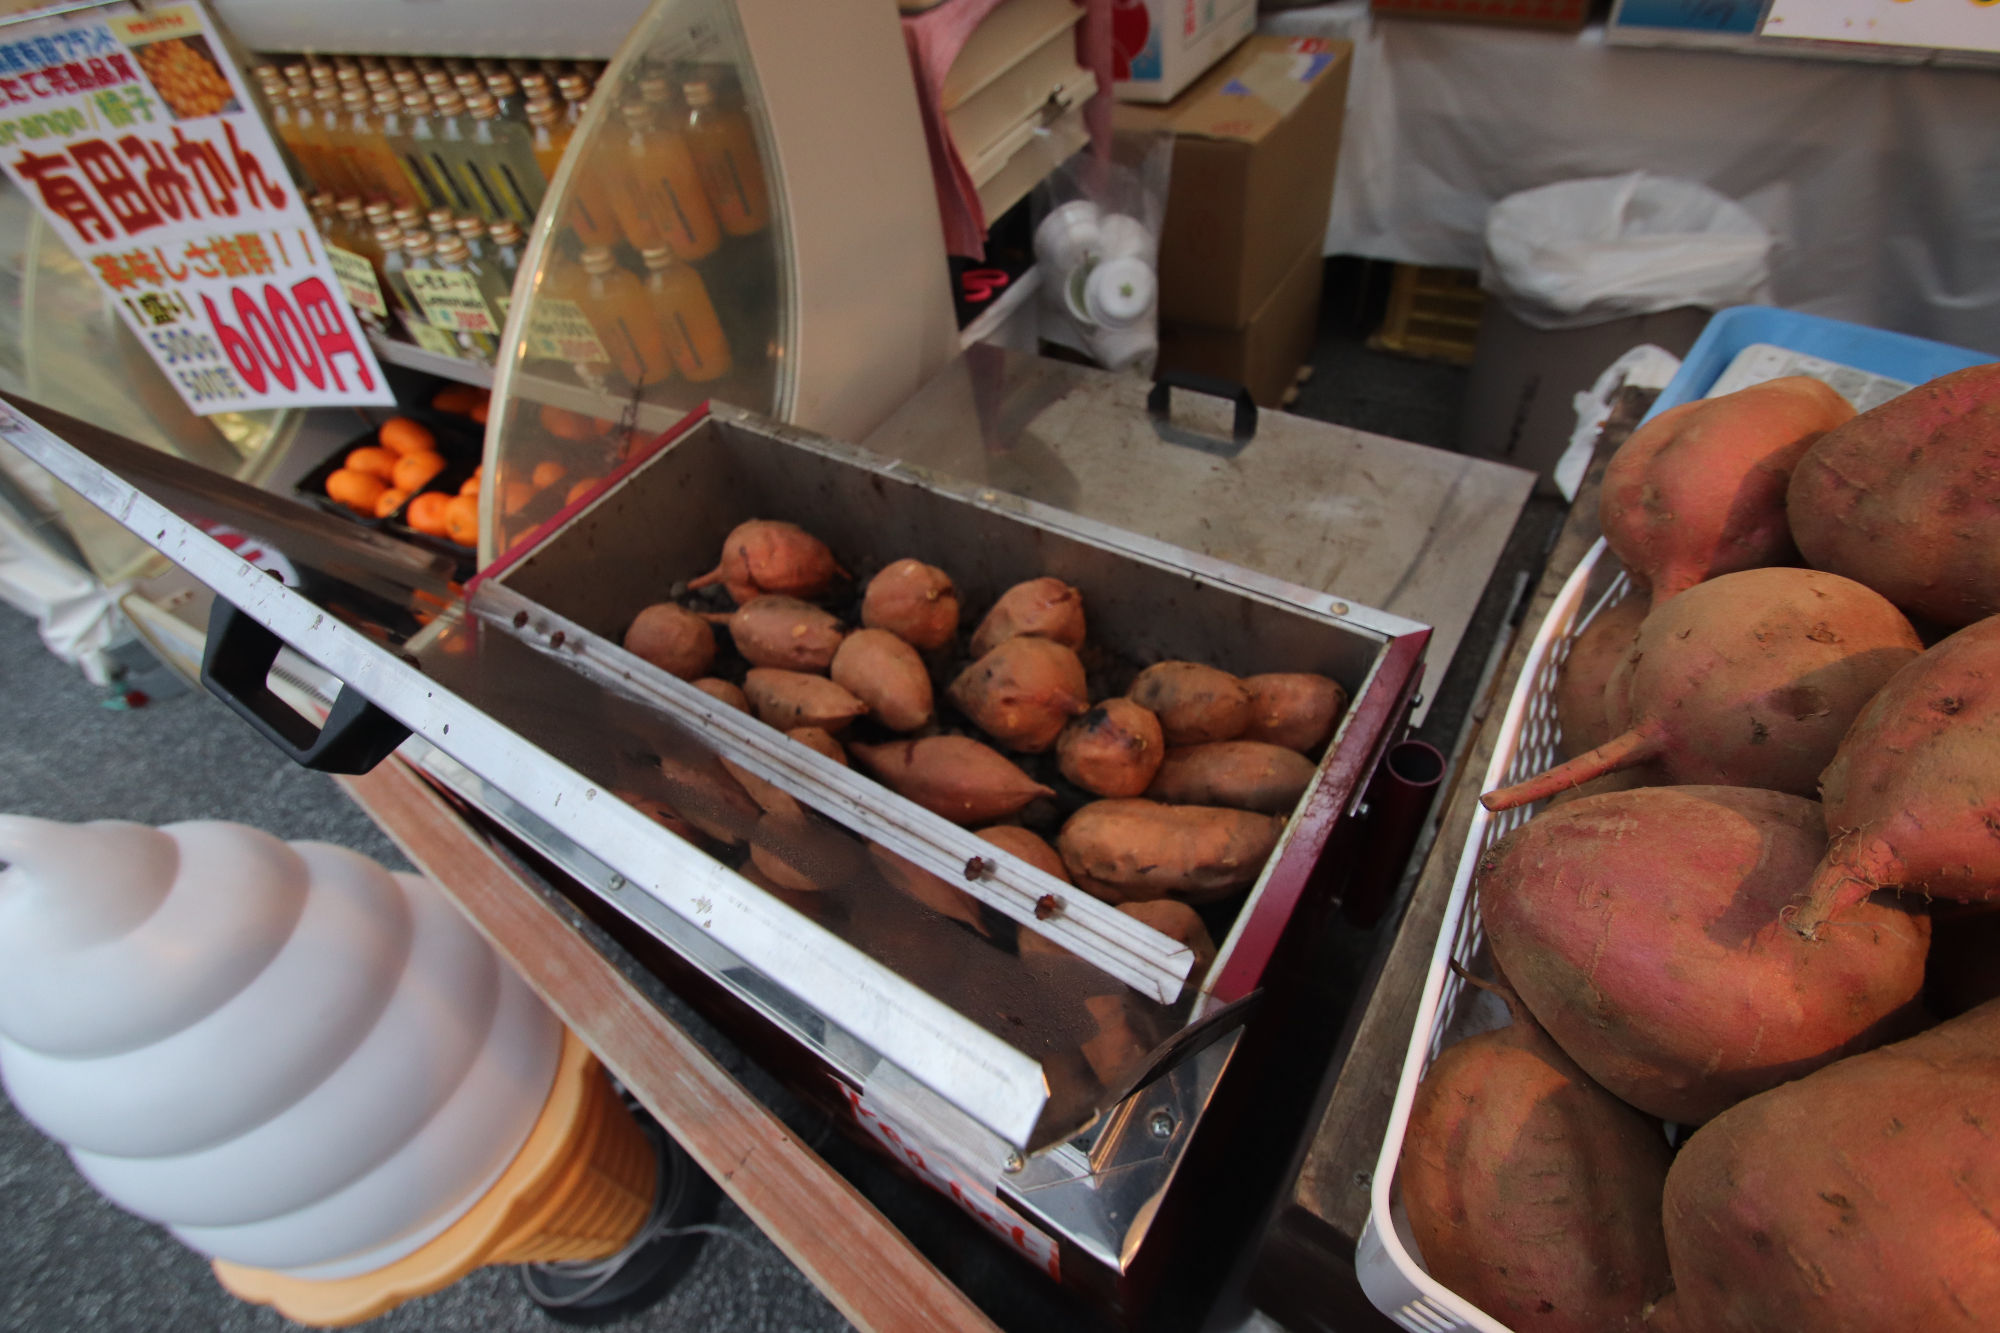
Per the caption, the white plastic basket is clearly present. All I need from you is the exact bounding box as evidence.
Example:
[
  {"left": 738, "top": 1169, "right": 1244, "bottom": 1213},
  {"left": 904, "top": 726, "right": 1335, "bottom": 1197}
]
[
  {"left": 1353, "top": 334, "right": 1926, "bottom": 1333},
  {"left": 1354, "top": 536, "right": 1630, "bottom": 1333}
]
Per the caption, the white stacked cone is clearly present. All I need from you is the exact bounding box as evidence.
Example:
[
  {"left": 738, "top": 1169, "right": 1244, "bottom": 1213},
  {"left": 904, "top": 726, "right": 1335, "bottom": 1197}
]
[{"left": 0, "top": 815, "right": 562, "bottom": 1281}]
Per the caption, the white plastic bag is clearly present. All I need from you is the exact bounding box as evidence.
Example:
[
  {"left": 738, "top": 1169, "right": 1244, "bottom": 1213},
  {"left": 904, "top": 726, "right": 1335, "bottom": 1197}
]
[
  {"left": 1034, "top": 132, "right": 1173, "bottom": 374},
  {"left": 1481, "top": 172, "right": 1773, "bottom": 330}
]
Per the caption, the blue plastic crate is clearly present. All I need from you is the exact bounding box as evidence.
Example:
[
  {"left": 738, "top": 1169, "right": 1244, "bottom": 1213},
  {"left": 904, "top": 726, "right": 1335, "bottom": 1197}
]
[{"left": 1646, "top": 305, "right": 1991, "bottom": 422}]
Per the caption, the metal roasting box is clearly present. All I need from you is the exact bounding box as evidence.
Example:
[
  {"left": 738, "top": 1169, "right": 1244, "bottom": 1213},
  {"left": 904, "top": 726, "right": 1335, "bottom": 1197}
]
[{"left": 2, "top": 395, "right": 1428, "bottom": 1300}]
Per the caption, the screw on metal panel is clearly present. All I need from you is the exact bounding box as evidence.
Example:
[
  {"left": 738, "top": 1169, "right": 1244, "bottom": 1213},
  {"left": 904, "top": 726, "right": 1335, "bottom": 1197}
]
[
  {"left": 607, "top": 873, "right": 625, "bottom": 891},
  {"left": 1003, "top": 1150, "right": 1025, "bottom": 1174},
  {"left": 1148, "top": 1110, "right": 1176, "bottom": 1140}
]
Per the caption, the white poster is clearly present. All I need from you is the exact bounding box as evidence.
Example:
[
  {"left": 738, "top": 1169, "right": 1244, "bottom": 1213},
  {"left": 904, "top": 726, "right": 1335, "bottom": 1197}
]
[
  {"left": 1764, "top": 0, "right": 2000, "bottom": 54},
  {"left": 0, "top": 3, "right": 391, "bottom": 414}
]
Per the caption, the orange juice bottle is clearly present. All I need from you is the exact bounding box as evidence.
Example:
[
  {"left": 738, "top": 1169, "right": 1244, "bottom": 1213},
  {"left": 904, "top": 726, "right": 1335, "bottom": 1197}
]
[
  {"left": 681, "top": 79, "right": 770, "bottom": 237},
  {"left": 640, "top": 247, "right": 730, "bottom": 383},
  {"left": 309, "top": 86, "right": 363, "bottom": 197},
  {"left": 607, "top": 89, "right": 720, "bottom": 264},
  {"left": 526, "top": 95, "right": 621, "bottom": 249},
  {"left": 577, "top": 246, "right": 673, "bottom": 388},
  {"left": 256, "top": 68, "right": 316, "bottom": 190}
]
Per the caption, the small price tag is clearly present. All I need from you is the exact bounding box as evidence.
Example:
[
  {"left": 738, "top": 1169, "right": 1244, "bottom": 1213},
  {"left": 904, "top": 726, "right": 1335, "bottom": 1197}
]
[
  {"left": 326, "top": 245, "right": 388, "bottom": 319},
  {"left": 406, "top": 267, "right": 498, "bottom": 334},
  {"left": 527, "top": 297, "right": 612, "bottom": 364},
  {"left": 407, "top": 321, "right": 463, "bottom": 358}
]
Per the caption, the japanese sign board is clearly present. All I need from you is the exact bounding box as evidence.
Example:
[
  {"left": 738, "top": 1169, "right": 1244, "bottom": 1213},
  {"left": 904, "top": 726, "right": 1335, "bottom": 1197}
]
[{"left": 0, "top": 3, "right": 390, "bottom": 414}]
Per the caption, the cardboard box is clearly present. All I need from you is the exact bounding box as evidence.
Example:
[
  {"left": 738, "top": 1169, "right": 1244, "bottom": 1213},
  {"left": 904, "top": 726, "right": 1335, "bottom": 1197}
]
[
  {"left": 1456, "top": 299, "right": 1709, "bottom": 492},
  {"left": 1116, "top": 37, "right": 1352, "bottom": 330},
  {"left": 1370, "top": 0, "right": 1596, "bottom": 30},
  {"left": 1159, "top": 239, "right": 1324, "bottom": 408},
  {"left": 1112, "top": 0, "right": 1258, "bottom": 104}
]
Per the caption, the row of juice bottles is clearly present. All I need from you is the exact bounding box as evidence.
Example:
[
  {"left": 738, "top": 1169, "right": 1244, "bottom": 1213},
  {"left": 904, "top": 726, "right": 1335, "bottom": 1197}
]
[
  {"left": 311, "top": 194, "right": 732, "bottom": 391},
  {"left": 256, "top": 55, "right": 771, "bottom": 264}
]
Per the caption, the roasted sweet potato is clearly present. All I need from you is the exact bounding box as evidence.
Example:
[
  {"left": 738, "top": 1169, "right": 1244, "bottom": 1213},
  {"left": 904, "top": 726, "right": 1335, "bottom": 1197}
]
[
  {"left": 748, "top": 811, "right": 861, "bottom": 893},
  {"left": 1601, "top": 377, "right": 1853, "bottom": 605},
  {"left": 1402, "top": 983, "right": 1673, "bottom": 1333},
  {"left": 1483, "top": 568, "right": 1922, "bottom": 811},
  {"left": 1128, "top": 662, "right": 1252, "bottom": 746},
  {"left": 692, "top": 677, "right": 749, "bottom": 712},
  {"left": 1145, "top": 740, "right": 1316, "bottom": 814},
  {"left": 787, "top": 726, "right": 848, "bottom": 766},
  {"left": 742, "top": 668, "right": 869, "bottom": 732},
  {"left": 1116, "top": 900, "right": 1216, "bottom": 974},
  {"left": 719, "top": 757, "right": 802, "bottom": 819},
  {"left": 968, "top": 577, "right": 1086, "bottom": 658},
  {"left": 654, "top": 748, "right": 761, "bottom": 846},
  {"left": 861, "top": 559, "right": 959, "bottom": 651},
  {"left": 829, "top": 628, "right": 934, "bottom": 732},
  {"left": 849, "top": 736, "right": 1054, "bottom": 825},
  {"left": 1478, "top": 785, "right": 1930, "bottom": 1123},
  {"left": 690, "top": 519, "right": 845, "bottom": 603},
  {"left": 706, "top": 595, "right": 844, "bottom": 672},
  {"left": 975, "top": 825, "right": 1071, "bottom": 884},
  {"left": 1056, "top": 699, "right": 1165, "bottom": 797},
  {"left": 948, "top": 636, "right": 1088, "bottom": 752},
  {"left": 623, "top": 602, "right": 715, "bottom": 679},
  {"left": 1654, "top": 999, "right": 2000, "bottom": 1333},
  {"left": 868, "top": 842, "right": 988, "bottom": 934},
  {"left": 1554, "top": 593, "right": 1648, "bottom": 759},
  {"left": 1788, "top": 362, "right": 2000, "bottom": 628},
  {"left": 1057, "top": 799, "right": 1282, "bottom": 903},
  {"left": 1239, "top": 672, "right": 1347, "bottom": 753},
  {"left": 1787, "top": 614, "right": 2000, "bottom": 938}
]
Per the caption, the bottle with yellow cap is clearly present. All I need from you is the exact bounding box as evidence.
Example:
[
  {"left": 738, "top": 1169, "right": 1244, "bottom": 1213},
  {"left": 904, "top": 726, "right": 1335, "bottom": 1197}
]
[
  {"left": 485, "top": 220, "right": 525, "bottom": 321},
  {"left": 402, "top": 90, "right": 477, "bottom": 218},
  {"left": 484, "top": 68, "right": 526, "bottom": 123},
  {"left": 681, "top": 78, "right": 769, "bottom": 238},
  {"left": 528, "top": 94, "right": 621, "bottom": 250},
  {"left": 431, "top": 232, "right": 502, "bottom": 362},
  {"left": 461, "top": 89, "right": 544, "bottom": 226},
  {"left": 255, "top": 68, "right": 315, "bottom": 190},
  {"left": 607, "top": 87, "right": 719, "bottom": 264},
  {"left": 428, "top": 88, "right": 501, "bottom": 223},
  {"left": 575, "top": 246, "right": 672, "bottom": 389},
  {"left": 339, "top": 86, "right": 408, "bottom": 204},
  {"left": 640, "top": 247, "right": 730, "bottom": 383},
  {"left": 308, "top": 86, "right": 363, "bottom": 197},
  {"left": 373, "top": 86, "right": 441, "bottom": 211},
  {"left": 375, "top": 226, "right": 418, "bottom": 330}
]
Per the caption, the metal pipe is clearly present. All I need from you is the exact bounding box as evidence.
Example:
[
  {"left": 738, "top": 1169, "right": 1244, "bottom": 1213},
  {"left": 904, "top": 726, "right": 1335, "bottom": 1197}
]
[{"left": 1341, "top": 739, "right": 1446, "bottom": 929}]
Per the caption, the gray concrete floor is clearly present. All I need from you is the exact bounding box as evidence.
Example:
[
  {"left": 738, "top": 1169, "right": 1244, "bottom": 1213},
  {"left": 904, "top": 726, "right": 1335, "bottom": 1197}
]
[{"left": 0, "top": 288, "right": 1477, "bottom": 1332}]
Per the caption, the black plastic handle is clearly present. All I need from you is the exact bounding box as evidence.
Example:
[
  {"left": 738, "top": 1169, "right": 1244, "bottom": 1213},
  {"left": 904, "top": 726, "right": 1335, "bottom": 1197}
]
[
  {"left": 201, "top": 598, "right": 411, "bottom": 774},
  {"left": 1147, "top": 370, "right": 1259, "bottom": 457}
]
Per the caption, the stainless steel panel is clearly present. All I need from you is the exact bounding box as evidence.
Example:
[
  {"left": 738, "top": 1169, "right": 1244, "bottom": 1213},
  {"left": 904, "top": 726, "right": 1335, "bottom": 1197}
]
[
  {"left": 862, "top": 347, "right": 1538, "bottom": 723},
  {"left": 486, "top": 404, "right": 1419, "bottom": 1010}
]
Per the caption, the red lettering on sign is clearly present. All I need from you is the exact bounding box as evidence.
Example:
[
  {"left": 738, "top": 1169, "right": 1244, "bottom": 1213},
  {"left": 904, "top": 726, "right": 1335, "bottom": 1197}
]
[
  {"left": 231, "top": 286, "right": 292, "bottom": 389},
  {"left": 291, "top": 276, "right": 374, "bottom": 392},
  {"left": 264, "top": 283, "right": 323, "bottom": 389}
]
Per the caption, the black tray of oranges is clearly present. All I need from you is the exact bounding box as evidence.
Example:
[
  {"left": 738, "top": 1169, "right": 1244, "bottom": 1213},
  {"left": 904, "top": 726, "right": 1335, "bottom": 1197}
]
[{"left": 298, "top": 403, "right": 487, "bottom": 574}]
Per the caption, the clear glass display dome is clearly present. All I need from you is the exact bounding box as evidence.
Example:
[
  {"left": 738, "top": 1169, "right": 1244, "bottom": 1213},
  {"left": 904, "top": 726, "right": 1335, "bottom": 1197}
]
[{"left": 479, "top": 0, "right": 791, "bottom": 565}]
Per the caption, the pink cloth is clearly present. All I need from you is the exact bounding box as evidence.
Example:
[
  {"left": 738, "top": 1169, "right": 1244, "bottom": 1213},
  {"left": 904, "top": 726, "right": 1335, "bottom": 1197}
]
[{"left": 903, "top": 0, "right": 1111, "bottom": 259}]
